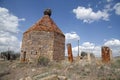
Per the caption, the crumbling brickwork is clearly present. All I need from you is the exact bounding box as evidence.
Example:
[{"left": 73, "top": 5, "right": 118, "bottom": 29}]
[
  {"left": 20, "top": 9, "right": 65, "bottom": 62},
  {"left": 101, "top": 46, "right": 112, "bottom": 63},
  {"left": 67, "top": 43, "right": 73, "bottom": 62},
  {"left": 53, "top": 32, "right": 65, "bottom": 61}
]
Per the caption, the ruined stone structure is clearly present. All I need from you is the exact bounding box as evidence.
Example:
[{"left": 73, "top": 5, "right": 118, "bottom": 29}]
[
  {"left": 67, "top": 43, "right": 73, "bottom": 62},
  {"left": 79, "top": 51, "right": 95, "bottom": 63},
  {"left": 20, "top": 9, "right": 65, "bottom": 62},
  {"left": 101, "top": 46, "right": 112, "bottom": 63}
]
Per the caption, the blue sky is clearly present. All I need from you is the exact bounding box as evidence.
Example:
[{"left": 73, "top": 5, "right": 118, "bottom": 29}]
[{"left": 0, "top": 0, "right": 120, "bottom": 57}]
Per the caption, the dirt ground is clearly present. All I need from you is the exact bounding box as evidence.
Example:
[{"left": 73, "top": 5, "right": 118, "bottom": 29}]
[{"left": 0, "top": 57, "right": 120, "bottom": 80}]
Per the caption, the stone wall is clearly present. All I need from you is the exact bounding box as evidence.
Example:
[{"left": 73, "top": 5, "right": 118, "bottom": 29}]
[
  {"left": 21, "top": 31, "right": 54, "bottom": 62},
  {"left": 20, "top": 31, "right": 65, "bottom": 62},
  {"left": 53, "top": 32, "right": 65, "bottom": 61}
]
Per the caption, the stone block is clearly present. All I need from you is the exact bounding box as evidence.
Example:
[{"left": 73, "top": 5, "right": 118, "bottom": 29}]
[
  {"left": 67, "top": 43, "right": 73, "bottom": 62},
  {"left": 101, "top": 46, "right": 112, "bottom": 63}
]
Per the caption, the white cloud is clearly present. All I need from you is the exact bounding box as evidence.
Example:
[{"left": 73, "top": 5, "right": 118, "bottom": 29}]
[
  {"left": 104, "top": 39, "right": 120, "bottom": 46},
  {"left": 104, "top": 4, "right": 113, "bottom": 12},
  {"left": 81, "top": 42, "right": 101, "bottom": 57},
  {"left": 113, "top": 3, "right": 120, "bottom": 15},
  {"left": 0, "top": 7, "right": 25, "bottom": 33},
  {"left": 104, "top": 39, "right": 120, "bottom": 57},
  {"left": 105, "top": 4, "right": 111, "bottom": 9},
  {"left": 0, "top": 32, "right": 20, "bottom": 52},
  {"left": 65, "top": 32, "right": 80, "bottom": 43},
  {"left": 73, "top": 6, "right": 109, "bottom": 23},
  {"left": 0, "top": 7, "right": 25, "bottom": 52},
  {"left": 82, "top": 42, "right": 95, "bottom": 48},
  {"left": 71, "top": 42, "right": 101, "bottom": 57}
]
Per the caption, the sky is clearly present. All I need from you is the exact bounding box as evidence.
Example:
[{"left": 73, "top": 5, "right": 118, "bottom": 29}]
[{"left": 0, "top": 0, "right": 120, "bottom": 57}]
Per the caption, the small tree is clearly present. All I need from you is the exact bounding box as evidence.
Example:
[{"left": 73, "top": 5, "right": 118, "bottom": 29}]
[{"left": 0, "top": 50, "right": 20, "bottom": 60}]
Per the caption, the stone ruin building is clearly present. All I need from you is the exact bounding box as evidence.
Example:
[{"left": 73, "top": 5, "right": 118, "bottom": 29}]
[
  {"left": 20, "top": 9, "right": 65, "bottom": 62},
  {"left": 67, "top": 43, "right": 73, "bottom": 62},
  {"left": 79, "top": 51, "right": 95, "bottom": 63},
  {"left": 101, "top": 46, "right": 112, "bottom": 63}
]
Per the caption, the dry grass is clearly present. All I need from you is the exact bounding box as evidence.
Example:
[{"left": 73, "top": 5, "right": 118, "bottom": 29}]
[{"left": 0, "top": 57, "right": 120, "bottom": 80}]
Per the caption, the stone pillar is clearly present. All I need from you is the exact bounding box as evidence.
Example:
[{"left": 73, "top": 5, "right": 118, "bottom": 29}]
[
  {"left": 87, "top": 53, "right": 91, "bottom": 63},
  {"left": 101, "top": 46, "right": 112, "bottom": 63},
  {"left": 67, "top": 43, "right": 73, "bottom": 62},
  {"left": 110, "top": 49, "right": 112, "bottom": 61}
]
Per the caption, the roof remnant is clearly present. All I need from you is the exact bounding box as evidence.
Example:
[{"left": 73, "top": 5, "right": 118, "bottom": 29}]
[{"left": 24, "top": 9, "right": 64, "bottom": 36}]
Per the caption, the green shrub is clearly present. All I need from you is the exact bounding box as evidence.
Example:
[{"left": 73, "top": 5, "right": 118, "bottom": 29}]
[{"left": 37, "top": 56, "right": 50, "bottom": 66}]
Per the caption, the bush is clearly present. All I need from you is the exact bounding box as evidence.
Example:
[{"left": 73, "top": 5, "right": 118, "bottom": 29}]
[
  {"left": 37, "top": 56, "right": 50, "bottom": 66},
  {"left": 0, "top": 51, "right": 20, "bottom": 60}
]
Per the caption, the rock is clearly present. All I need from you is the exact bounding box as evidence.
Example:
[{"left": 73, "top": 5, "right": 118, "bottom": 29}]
[
  {"left": 32, "top": 68, "right": 36, "bottom": 72},
  {"left": 58, "top": 76, "right": 67, "bottom": 80},
  {"left": 19, "top": 76, "right": 32, "bottom": 80},
  {"left": 85, "top": 68, "right": 90, "bottom": 72},
  {"left": 25, "top": 76, "right": 32, "bottom": 80},
  {"left": 19, "top": 78, "right": 24, "bottom": 80},
  {"left": 40, "top": 74, "right": 58, "bottom": 80},
  {"left": 12, "top": 65, "right": 16, "bottom": 68}
]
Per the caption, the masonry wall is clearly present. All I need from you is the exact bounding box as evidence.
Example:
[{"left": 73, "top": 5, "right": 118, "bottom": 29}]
[
  {"left": 21, "top": 31, "right": 65, "bottom": 62},
  {"left": 20, "top": 33, "right": 30, "bottom": 62},
  {"left": 53, "top": 32, "right": 65, "bottom": 61},
  {"left": 21, "top": 31, "right": 54, "bottom": 62}
]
